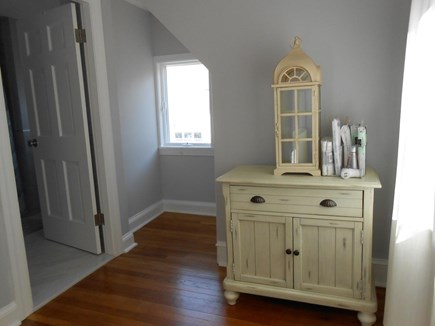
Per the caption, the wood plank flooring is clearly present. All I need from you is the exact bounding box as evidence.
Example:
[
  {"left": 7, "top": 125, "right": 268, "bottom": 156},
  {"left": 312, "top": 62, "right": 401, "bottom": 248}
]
[{"left": 22, "top": 212, "right": 385, "bottom": 325}]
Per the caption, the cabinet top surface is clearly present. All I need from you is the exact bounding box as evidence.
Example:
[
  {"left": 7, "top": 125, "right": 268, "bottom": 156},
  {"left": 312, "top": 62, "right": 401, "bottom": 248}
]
[{"left": 217, "top": 165, "right": 382, "bottom": 189}]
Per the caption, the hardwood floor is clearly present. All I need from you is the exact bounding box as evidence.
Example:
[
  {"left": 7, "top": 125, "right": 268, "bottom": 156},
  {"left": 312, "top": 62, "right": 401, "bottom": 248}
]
[{"left": 22, "top": 212, "right": 385, "bottom": 325}]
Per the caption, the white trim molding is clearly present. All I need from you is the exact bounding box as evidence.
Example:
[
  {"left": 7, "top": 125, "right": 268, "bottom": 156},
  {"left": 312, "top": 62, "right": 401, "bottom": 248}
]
[
  {"left": 0, "top": 302, "right": 21, "bottom": 326},
  {"left": 122, "top": 232, "right": 137, "bottom": 253},
  {"left": 81, "top": 0, "right": 124, "bottom": 256},
  {"left": 162, "top": 200, "right": 216, "bottom": 216},
  {"left": 127, "top": 200, "right": 216, "bottom": 234},
  {"left": 128, "top": 201, "right": 165, "bottom": 234},
  {"left": 372, "top": 258, "right": 388, "bottom": 287},
  {"left": 159, "top": 146, "right": 214, "bottom": 157},
  {"left": 0, "top": 68, "right": 33, "bottom": 324},
  {"left": 216, "top": 240, "right": 227, "bottom": 267},
  {"left": 125, "top": 200, "right": 216, "bottom": 251}
]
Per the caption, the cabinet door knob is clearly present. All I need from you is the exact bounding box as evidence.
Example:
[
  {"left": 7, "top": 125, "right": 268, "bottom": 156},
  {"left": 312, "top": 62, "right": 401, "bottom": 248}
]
[
  {"left": 293, "top": 250, "right": 300, "bottom": 256},
  {"left": 285, "top": 249, "right": 292, "bottom": 255},
  {"left": 250, "top": 195, "right": 265, "bottom": 204},
  {"left": 320, "top": 199, "right": 337, "bottom": 207}
]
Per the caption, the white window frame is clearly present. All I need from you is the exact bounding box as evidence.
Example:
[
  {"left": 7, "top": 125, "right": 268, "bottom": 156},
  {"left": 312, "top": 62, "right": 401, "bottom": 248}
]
[{"left": 154, "top": 54, "right": 213, "bottom": 156}]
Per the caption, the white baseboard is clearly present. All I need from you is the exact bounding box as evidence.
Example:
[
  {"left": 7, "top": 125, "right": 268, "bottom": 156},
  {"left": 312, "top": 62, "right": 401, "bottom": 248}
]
[
  {"left": 216, "top": 240, "right": 227, "bottom": 267},
  {"left": 124, "top": 200, "right": 216, "bottom": 251},
  {"left": 0, "top": 302, "right": 20, "bottom": 326},
  {"left": 123, "top": 201, "right": 165, "bottom": 252},
  {"left": 372, "top": 258, "right": 388, "bottom": 287},
  {"left": 162, "top": 199, "right": 216, "bottom": 216},
  {"left": 128, "top": 201, "right": 165, "bottom": 234},
  {"left": 122, "top": 232, "right": 137, "bottom": 253},
  {"left": 216, "top": 242, "right": 389, "bottom": 287}
]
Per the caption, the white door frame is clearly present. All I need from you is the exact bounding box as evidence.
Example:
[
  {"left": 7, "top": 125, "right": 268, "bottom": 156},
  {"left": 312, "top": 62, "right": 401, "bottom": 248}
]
[
  {"left": 0, "top": 0, "right": 123, "bottom": 323},
  {"left": 0, "top": 66, "right": 33, "bottom": 326},
  {"left": 78, "top": 0, "right": 123, "bottom": 255}
]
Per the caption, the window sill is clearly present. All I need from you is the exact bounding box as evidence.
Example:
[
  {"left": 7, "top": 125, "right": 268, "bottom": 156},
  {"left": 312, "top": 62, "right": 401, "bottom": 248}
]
[{"left": 159, "top": 147, "right": 214, "bottom": 157}]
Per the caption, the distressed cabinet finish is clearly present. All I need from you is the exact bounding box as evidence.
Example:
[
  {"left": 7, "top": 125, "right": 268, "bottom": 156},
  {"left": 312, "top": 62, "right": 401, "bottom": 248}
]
[{"left": 217, "top": 165, "right": 381, "bottom": 326}]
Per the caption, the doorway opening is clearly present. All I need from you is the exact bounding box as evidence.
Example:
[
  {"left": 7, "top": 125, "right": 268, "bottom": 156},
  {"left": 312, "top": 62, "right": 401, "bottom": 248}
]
[{"left": 0, "top": 2, "right": 112, "bottom": 310}]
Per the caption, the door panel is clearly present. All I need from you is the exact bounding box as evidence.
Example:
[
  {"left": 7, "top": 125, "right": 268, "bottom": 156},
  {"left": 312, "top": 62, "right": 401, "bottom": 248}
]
[
  {"left": 293, "top": 218, "right": 362, "bottom": 298},
  {"left": 232, "top": 213, "right": 291, "bottom": 288},
  {"left": 19, "top": 3, "right": 101, "bottom": 253}
]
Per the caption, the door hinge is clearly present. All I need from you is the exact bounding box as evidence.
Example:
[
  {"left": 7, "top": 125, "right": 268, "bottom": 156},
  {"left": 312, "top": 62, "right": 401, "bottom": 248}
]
[
  {"left": 230, "top": 219, "right": 234, "bottom": 233},
  {"left": 75, "top": 28, "right": 87, "bottom": 43},
  {"left": 94, "top": 213, "right": 105, "bottom": 226},
  {"left": 232, "top": 263, "right": 236, "bottom": 277},
  {"left": 360, "top": 230, "right": 364, "bottom": 244}
]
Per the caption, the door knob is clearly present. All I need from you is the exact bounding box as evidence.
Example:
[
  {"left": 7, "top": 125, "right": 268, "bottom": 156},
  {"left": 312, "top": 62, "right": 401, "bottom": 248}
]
[
  {"left": 27, "top": 139, "right": 38, "bottom": 147},
  {"left": 285, "top": 249, "right": 292, "bottom": 255},
  {"left": 293, "top": 250, "right": 300, "bottom": 256}
]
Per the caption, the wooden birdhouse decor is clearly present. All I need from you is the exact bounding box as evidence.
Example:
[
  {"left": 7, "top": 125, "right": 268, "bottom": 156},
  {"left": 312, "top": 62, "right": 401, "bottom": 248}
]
[{"left": 273, "top": 37, "right": 322, "bottom": 176}]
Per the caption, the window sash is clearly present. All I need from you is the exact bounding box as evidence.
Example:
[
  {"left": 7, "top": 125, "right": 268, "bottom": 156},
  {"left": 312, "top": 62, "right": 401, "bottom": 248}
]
[{"left": 155, "top": 55, "right": 212, "bottom": 148}]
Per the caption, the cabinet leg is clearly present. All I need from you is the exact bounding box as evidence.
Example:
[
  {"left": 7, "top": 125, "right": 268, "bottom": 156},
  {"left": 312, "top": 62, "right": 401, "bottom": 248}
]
[
  {"left": 224, "top": 290, "right": 240, "bottom": 305},
  {"left": 357, "top": 312, "right": 376, "bottom": 326}
]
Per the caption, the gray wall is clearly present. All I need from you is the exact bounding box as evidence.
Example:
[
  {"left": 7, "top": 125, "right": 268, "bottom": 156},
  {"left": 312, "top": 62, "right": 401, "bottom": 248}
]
[
  {"left": 159, "top": 155, "right": 215, "bottom": 202},
  {"left": 102, "top": 0, "right": 161, "bottom": 234},
  {"left": 131, "top": 0, "right": 411, "bottom": 260},
  {"left": 150, "top": 14, "right": 216, "bottom": 204},
  {"left": 150, "top": 15, "right": 189, "bottom": 56}
]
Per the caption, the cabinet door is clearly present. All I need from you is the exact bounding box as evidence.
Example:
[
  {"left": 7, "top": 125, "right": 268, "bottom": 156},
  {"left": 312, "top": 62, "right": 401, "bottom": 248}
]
[
  {"left": 293, "top": 218, "right": 363, "bottom": 298},
  {"left": 232, "top": 213, "right": 292, "bottom": 288}
]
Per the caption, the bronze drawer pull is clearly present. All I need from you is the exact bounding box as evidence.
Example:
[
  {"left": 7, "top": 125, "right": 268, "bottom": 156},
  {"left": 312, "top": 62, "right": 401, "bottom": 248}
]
[
  {"left": 320, "top": 199, "right": 337, "bottom": 207},
  {"left": 250, "top": 195, "right": 265, "bottom": 204}
]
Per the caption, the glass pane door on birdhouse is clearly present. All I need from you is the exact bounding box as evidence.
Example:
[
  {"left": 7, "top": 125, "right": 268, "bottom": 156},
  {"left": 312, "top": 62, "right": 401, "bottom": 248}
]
[
  {"left": 297, "top": 88, "right": 312, "bottom": 112},
  {"left": 280, "top": 89, "right": 295, "bottom": 113},
  {"left": 278, "top": 88, "right": 314, "bottom": 164},
  {"left": 281, "top": 140, "right": 313, "bottom": 164}
]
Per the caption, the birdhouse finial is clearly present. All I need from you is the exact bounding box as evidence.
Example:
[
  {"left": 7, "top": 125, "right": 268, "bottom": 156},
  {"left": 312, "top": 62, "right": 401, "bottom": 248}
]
[{"left": 292, "top": 36, "right": 302, "bottom": 49}]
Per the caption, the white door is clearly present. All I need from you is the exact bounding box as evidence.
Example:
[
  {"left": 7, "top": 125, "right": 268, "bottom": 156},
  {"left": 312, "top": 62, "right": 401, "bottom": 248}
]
[{"left": 19, "top": 3, "right": 102, "bottom": 253}]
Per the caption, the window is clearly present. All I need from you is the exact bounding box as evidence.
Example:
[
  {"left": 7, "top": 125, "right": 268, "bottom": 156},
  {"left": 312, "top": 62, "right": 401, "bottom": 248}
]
[{"left": 155, "top": 55, "right": 212, "bottom": 151}]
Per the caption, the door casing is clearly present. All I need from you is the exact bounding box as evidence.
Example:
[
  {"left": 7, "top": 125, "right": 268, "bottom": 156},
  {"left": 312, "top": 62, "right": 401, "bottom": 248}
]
[{"left": 0, "top": 0, "right": 124, "bottom": 322}]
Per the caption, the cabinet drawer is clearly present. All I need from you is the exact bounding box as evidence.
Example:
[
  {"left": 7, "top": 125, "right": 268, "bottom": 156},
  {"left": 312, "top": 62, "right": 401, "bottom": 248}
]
[{"left": 230, "top": 186, "right": 363, "bottom": 217}]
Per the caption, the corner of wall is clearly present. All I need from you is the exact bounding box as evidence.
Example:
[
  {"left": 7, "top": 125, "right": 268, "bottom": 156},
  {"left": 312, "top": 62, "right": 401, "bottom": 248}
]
[{"left": 372, "top": 258, "right": 388, "bottom": 287}]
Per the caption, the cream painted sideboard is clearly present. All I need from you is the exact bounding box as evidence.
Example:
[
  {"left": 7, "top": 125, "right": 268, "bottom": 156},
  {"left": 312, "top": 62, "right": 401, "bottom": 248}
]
[{"left": 217, "top": 165, "right": 382, "bottom": 326}]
